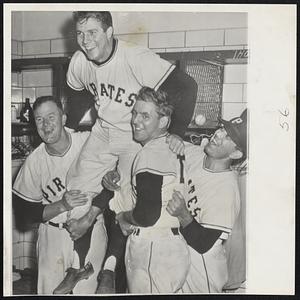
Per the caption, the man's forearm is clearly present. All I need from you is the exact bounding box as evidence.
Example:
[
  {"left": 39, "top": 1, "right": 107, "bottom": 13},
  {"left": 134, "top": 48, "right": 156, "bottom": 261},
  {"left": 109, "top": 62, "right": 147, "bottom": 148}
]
[
  {"left": 42, "top": 201, "right": 68, "bottom": 222},
  {"left": 177, "top": 211, "right": 194, "bottom": 228},
  {"left": 84, "top": 205, "right": 103, "bottom": 226}
]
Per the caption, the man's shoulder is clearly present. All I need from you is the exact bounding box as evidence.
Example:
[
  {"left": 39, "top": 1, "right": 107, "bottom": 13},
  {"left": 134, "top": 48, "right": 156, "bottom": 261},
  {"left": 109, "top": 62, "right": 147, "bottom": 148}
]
[
  {"left": 69, "top": 130, "right": 90, "bottom": 146},
  {"left": 70, "top": 50, "right": 85, "bottom": 60},
  {"left": 134, "top": 137, "right": 177, "bottom": 175},
  {"left": 69, "top": 50, "right": 88, "bottom": 68}
]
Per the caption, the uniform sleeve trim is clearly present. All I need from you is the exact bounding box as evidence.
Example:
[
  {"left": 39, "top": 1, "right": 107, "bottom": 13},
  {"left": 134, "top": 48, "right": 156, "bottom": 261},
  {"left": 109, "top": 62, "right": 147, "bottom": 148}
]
[
  {"left": 154, "top": 64, "right": 176, "bottom": 90},
  {"left": 134, "top": 167, "right": 176, "bottom": 178},
  {"left": 12, "top": 189, "right": 43, "bottom": 203},
  {"left": 200, "top": 223, "right": 232, "bottom": 233},
  {"left": 67, "top": 80, "right": 85, "bottom": 91}
]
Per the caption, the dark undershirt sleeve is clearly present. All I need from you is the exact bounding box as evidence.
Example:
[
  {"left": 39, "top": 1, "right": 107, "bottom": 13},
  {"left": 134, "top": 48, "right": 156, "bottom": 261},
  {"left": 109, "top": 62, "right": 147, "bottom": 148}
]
[
  {"left": 160, "top": 68, "right": 198, "bottom": 138},
  {"left": 92, "top": 188, "right": 114, "bottom": 210},
  {"left": 64, "top": 86, "right": 95, "bottom": 130},
  {"left": 181, "top": 219, "right": 223, "bottom": 254},
  {"left": 12, "top": 193, "right": 45, "bottom": 226},
  {"left": 132, "top": 172, "right": 163, "bottom": 227}
]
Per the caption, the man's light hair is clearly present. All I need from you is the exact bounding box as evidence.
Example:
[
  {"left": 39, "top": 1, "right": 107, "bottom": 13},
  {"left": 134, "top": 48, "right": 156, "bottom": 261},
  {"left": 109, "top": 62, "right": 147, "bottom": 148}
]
[
  {"left": 33, "top": 96, "right": 63, "bottom": 113},
  {"left": 136, "top": 87, "right": 174, "bottom": 118}
]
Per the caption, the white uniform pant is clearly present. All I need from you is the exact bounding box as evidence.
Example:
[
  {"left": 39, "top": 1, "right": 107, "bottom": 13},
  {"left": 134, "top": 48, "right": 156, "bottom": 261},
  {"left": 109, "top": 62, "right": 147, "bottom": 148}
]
[
  {"left": 66, "top": 119, "right": 141, "bottom": 218},
  {"left": 182, "top": 242, "right": 228, "bottom": 293},
  {"left": 125, "top": 228, "right": 190, "bottom": 294},
  {"left": 36, "top": 215, "right": 107, "bottom": 295}
]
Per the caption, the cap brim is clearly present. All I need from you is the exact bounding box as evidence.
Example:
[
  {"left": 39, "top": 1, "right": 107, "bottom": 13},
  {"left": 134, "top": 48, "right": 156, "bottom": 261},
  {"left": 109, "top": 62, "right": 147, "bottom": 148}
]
[{"left": 219, "top": 118, "right": 241, "bottom": 149}]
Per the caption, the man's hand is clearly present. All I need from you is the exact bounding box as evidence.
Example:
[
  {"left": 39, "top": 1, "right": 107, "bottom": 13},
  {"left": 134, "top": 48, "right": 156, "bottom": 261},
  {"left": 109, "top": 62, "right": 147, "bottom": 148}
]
[
  {"left": 102, "top": 170, "right": 121, "bottom": 191},
  {"left": 65, "top": 206, "right": 101, "bottom": 240},
  {"left": 166, "top": 190, "right": 193, "bottom": 228},
  {"left": 166, "top": 134, "right": 185, "bottom": 156},
  {"left": 65, "top": 216, "right": 90, "bottom": 241},
  {"left": 61, "top": 190, "right": 88, "bottom": 211},
  {"left": 116, "top": 212, "right": 135, "bottom": 236}
]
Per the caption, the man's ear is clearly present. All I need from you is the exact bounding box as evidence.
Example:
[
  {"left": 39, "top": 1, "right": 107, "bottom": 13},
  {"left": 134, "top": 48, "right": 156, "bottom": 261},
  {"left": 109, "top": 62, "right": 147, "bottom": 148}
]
[
  {"left": 159, "top": 116, "right": 170, "bottom": 129},
  {"left": 229, "top": 149, "right": 243, "bottom": 160},
  {"left": 62, "top": 114, "right": 67, "bottom": 126},
  {"left": 106, "top": 26, "right": 114, "bottom": 39}
]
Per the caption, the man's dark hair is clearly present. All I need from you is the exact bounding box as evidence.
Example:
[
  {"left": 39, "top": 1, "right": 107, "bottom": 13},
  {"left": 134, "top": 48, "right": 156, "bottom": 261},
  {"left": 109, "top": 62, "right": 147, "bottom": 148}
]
[
  {"left": 33, "top": 96, "right": 63, "bottom": 112},
  {"left": 73, "top": 11, "right": 113, "bottom": 32}
]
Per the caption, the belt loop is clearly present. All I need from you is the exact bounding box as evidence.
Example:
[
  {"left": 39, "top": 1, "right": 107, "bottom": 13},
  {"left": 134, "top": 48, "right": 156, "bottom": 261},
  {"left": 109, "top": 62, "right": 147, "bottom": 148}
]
[{"left": 59, "top": 223, "right": 64, "bottom": 230}]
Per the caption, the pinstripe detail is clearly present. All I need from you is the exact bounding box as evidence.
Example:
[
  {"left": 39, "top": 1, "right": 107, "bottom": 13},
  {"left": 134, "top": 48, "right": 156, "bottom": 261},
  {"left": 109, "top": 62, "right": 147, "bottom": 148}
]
[
  {"left": 177, "top": 155, "right": 185, "bottom": 184},
  {"left": 201, "top": 254, "right": 211, "bottom": 293},
  {"left": 147, "top": 242, "right": 154, "bottom": 293}
]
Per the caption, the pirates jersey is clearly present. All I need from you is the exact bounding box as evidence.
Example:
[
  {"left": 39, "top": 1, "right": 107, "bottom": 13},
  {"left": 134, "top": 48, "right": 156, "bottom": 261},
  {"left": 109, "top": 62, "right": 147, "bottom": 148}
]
[
  {"left": 183, "top": 143, "right": 240, "bottom": 240},
  {"left": 67, "top": 39, "right": 175, "bottom": 131},
  {"left": 13, "top": 131, "right": 89, "bottom": 224},
  {"left": 131, "top": 135, "right": 184, "bottom": 229}
]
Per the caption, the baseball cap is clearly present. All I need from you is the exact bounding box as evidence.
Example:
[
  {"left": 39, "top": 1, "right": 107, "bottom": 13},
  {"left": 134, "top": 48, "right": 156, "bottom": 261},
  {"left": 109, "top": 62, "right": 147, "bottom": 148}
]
[{"left": 219, "top": 109, "right": 247, "bottom": 157}]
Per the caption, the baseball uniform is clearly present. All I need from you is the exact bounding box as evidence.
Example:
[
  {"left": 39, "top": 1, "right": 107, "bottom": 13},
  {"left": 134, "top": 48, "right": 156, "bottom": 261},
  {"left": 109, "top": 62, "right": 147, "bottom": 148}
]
[
  {"left": 180, "top": 143, "right": 240, "bottom": 293},
  {"left": 125, "top": 135, "right": 190, "bottom": 294},
  {"left": 13, "top": 130, "right": 107, "bottom": 295},
  {"left": 66, "top": 39, "right": 175, "bottom": 216}
]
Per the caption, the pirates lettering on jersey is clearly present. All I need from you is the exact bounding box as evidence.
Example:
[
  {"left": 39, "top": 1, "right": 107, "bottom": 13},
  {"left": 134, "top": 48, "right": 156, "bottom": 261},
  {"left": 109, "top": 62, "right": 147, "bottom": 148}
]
[
  {"left": 89, "top": 82, "right": 136, "bottom": 108},
  {"left": 187, "top": 179, "right": 201, "bottom": 218},
  {"left": 42, "top": 177, "right": 65, "bottom": 203}
]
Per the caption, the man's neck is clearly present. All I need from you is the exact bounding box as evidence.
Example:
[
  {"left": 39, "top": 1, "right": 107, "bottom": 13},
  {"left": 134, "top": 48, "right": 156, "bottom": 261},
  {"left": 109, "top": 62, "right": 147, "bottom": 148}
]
[
  {"left": 45, "top": 130, "right": 70, "bottom": 156},
  {"left": 92, "top": 38, "right": 115, "bottom": 65},
  {"left": 204, "top": 155, "right": 232, "bottom": 172}
]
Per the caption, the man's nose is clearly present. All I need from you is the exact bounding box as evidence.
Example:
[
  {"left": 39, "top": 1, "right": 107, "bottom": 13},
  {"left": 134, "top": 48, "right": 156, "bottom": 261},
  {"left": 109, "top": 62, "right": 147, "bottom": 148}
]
[
  {"left": 82, "top": 33, "right": 91, "bottom": 44},
  {"left": 132, "top": 115, "right": 141, "bottom": 125},
  {"left": 42, "top": 119, "right": 50, "bottom": 127}
]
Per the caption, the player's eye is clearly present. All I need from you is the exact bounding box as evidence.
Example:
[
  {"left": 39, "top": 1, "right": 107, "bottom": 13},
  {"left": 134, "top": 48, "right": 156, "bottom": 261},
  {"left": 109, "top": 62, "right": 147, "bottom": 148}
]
[
  {"left": 76, "top": 31, "right": 83, "bottom": 37},
  {"left": 35, "top": 118, "right": 42, "bottom": 123},
  {"left": 142, "top": 114, "right": 149, "bottom": 120}
]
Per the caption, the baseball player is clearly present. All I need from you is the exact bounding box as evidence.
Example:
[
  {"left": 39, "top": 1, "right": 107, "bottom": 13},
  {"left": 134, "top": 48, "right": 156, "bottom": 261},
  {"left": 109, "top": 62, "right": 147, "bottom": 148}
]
[
  {"left": 63, "top": 10, "right": 197, "bottom": 292},
  {"left": 12, "top": 96, "right": 107, "bottom": 294},
  {"left": 116, "top": 87, "right": 190, "bottom": 293},
  {"left": 166, "top": 109, "right": 247, "bottom": 293}
]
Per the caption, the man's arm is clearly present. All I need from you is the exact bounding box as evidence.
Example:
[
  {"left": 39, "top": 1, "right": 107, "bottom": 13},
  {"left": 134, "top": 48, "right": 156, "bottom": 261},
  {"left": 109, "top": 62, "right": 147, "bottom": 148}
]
[
  {"left": 13, "top": 190, "right": 88, "bottom": 225},
  {"left": 122, "top": 172, "right": 163, "bottom": 227},
  {"left": 64, "top": 86, "right": 95, "bottom": 130},
  {"left": 160, "top": 68, "right": 198, "bottom": 138},
  {"left": 66, "top": 188, "right": 114, "bottom": 240},
  {"left": 167, "top": 190, "right": 222, "bottom": 254}
]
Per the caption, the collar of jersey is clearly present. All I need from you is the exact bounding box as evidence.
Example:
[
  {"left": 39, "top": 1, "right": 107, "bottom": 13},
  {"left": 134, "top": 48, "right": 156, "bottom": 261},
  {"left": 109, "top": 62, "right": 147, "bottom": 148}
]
[
  {"left": 44, "top": 131, "right": 72, "bottom": 157},
  {"left": 89, "top": 38, "right": 118, "bottom": 67}
]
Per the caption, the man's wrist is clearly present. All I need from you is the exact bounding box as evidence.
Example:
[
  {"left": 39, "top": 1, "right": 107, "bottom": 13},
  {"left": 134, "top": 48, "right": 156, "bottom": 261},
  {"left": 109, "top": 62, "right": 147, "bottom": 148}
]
[
  {"left": 60, "top": 198, "right": 72, "bottom": 211},
  {"left": 86, "top": 206, "right": 102, "bottom": 225},
  {"left": 178, "top": 212, "right": 193, "bottom": 228}
]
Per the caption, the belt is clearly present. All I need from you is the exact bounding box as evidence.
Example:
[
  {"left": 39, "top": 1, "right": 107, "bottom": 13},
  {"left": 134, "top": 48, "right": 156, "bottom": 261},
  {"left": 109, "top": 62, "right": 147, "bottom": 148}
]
[
  {"left": 48, "top": 221, "right": 67, "bottom": 230},
  {"left": 132, "top": 227, "right": 180, "bottom": 236}
]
